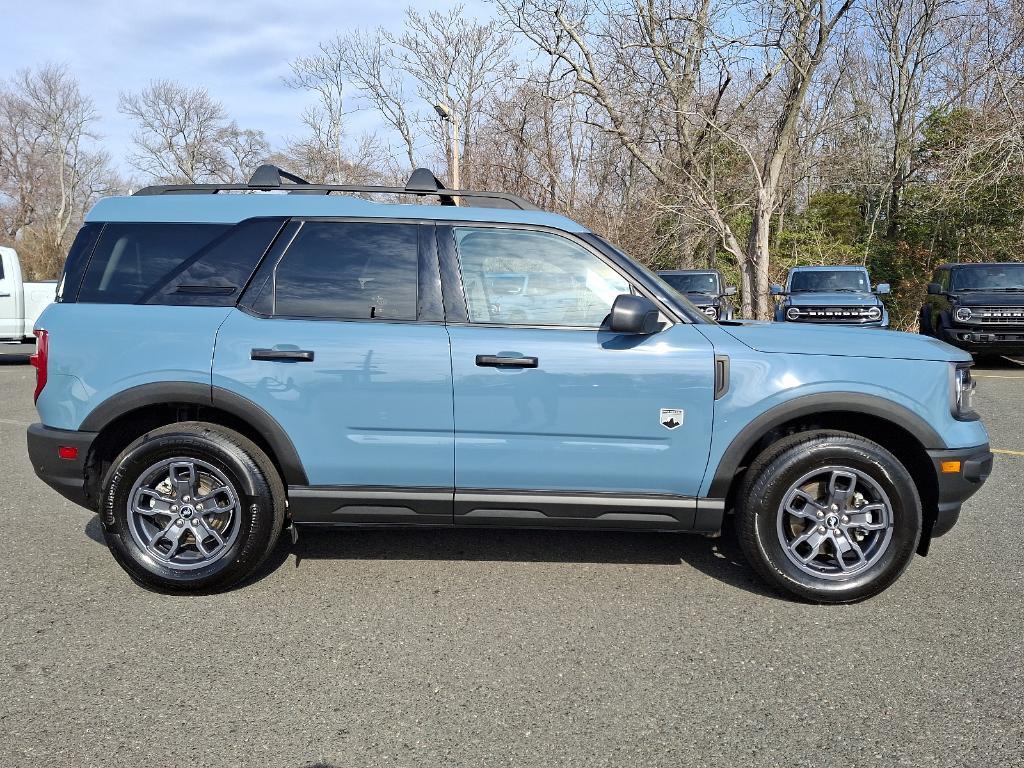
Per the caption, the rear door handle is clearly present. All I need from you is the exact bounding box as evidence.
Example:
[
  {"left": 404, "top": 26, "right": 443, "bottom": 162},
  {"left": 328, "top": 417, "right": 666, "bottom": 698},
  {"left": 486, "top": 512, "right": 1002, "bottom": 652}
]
[
  {"left": 475, "top": 354, "right": 538, "bottom": 368},
  {"left": 251, "top": 348, "right": 315, "bottom": 362}
]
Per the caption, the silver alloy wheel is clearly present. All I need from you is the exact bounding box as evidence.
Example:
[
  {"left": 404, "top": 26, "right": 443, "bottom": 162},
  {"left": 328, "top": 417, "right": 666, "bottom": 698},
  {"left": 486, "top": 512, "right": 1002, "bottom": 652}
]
[
  {"left": 776, "top": 465, "right": 895, "bottom": 581},
  {"left": 127, "top": 457, "right": 240, "bottom": 571}
]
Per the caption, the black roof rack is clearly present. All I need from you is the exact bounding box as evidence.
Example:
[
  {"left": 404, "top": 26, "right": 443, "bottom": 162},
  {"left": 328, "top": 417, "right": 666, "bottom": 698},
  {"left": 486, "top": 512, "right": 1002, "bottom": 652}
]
[{"left": 132, "top": 164, "right": 539, "bottom": 211}]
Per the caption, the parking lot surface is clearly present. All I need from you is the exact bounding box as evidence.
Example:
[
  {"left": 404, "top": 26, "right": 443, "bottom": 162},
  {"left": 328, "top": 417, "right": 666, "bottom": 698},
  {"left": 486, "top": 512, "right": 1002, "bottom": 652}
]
[{"left": 1, "top": 344, "right": 1021, "bottom": 767}]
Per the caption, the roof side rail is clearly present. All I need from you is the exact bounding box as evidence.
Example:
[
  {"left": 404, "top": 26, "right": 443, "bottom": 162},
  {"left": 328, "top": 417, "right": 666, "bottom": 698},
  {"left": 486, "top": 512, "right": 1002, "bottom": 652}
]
[{"left": 131, "top": 165, "right": 540, "bottom": 210}]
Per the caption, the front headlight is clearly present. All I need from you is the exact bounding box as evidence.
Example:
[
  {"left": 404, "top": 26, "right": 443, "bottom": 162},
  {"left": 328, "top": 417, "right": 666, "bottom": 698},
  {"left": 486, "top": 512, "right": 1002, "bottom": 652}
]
[
  {"left": 954, "top": 307, "right": 973, "bottom": 323},
  {"left": 866, "top": 306, "right": 882, "bottom": 321},
  {"left": 785, "top": 307, "right": 801, "bottom": 320},
  {"left": 951, "top": 363, "right": 978, "bottom": 420},
  {"left": 702, "top": 305, "right": 718, "bottom": 319}
]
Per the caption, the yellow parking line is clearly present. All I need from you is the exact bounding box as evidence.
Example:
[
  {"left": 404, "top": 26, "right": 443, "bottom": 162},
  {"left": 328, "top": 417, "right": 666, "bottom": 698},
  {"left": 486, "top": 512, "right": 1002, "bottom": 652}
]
[
  {"left": 992, "top": 448, "right": 1024, "bottom": 457},
  {"left": 974, "top": 374, "right": 1024, "bottom": 379}
]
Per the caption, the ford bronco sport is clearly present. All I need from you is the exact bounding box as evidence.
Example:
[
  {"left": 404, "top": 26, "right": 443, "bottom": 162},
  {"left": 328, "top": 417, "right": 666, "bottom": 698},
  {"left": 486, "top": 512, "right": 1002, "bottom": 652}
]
[
  {"left": 772, "top": 265, "right": 890, "bottom": 328},
  {"left": 26, "top": 166, "right": 992, "bottom": 602},
  {"left": 920, "top": 262, "right": 1024, "bottom": 358}
]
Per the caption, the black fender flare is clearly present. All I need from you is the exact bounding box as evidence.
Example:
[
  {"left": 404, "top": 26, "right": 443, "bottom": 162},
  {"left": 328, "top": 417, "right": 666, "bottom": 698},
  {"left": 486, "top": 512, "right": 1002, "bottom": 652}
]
[
  {"left": 707, "top": 392, "right": 946, "bottom": 498},
  {"left": 79, "top": 381, "right": 308, "bottom": 485}
]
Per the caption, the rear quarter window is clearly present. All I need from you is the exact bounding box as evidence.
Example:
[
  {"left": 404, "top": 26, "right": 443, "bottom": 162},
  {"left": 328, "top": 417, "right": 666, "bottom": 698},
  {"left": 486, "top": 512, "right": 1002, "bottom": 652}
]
[
  {"left": 56, "top": 223, "right": 102, "bottom": 301},
  {"left": 74, "top": 220, "right": 283, "bottom": 306},
  {"left": 77, "top": 223, "right": 230, "bottom": 304}
]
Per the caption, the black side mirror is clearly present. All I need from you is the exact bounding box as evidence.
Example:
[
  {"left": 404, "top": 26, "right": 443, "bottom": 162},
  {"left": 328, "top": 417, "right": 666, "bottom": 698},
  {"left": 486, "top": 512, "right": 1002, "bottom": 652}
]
[
  {"left": 608, "top": 294, "right": 661, "bottom": 334},
  {"left": 926, "top": 282, "right": 941, "bottom": 295}
]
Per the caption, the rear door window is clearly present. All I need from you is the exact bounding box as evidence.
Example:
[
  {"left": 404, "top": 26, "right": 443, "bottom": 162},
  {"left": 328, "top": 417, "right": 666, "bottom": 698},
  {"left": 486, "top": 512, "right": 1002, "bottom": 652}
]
[{"left": 271, "top": 221, "right": 419, "bottom": 320}]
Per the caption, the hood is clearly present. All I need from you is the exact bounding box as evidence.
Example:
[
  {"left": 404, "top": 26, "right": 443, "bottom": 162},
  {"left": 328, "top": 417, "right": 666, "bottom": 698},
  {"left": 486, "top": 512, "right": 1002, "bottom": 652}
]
[
  {"left": 682, "top": 291, "right": 718, "bottom": 306},
  {"left": 954, "top": 291, "right": 1024, "bottom": 306},
  {"left": 721, "top": 321, "right": 970, "bottom": 362},
  {"left": 785, "top": 291, "right": 880, "bottom": 307}
]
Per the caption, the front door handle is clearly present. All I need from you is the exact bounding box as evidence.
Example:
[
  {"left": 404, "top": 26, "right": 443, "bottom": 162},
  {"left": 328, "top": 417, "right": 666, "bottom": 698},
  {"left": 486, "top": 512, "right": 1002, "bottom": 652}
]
[
  {"left": 475, "top": 354, "right": 538, "bottom": 368},
  {"left": 251, "top": 348, "right": 315, "bottom": 362}
]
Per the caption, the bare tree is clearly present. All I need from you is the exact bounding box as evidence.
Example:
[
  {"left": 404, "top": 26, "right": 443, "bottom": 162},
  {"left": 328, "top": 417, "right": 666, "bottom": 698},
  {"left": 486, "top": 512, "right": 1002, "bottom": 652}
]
[
  {"left": 0, "top": 64, "right": 117, "bottom": 278},
  {"left": 284, "top": 42, "right": 350, "bottom": 180},
  {"left": 740, "top": 0, "right": 856, "bottom": 316},
  {"left": 390, "top": 5, "right": 514, "bottom": 187},
  {"left": 119, "top": 80, "right": 268, "bottom": 183}
]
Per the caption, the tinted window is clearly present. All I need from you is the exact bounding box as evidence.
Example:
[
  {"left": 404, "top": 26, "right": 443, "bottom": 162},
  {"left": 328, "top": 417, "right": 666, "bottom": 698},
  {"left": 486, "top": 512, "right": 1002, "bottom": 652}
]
[
  {"left": 78, "top": 223, "right": 229, "bottom": 304},
  {"left": 789, "top": 270, "right": 868, "bottom": 292},
  {"left": 142, "top": 218, "right": 284, "bottom": 306},
  {"left": 55, "top": 223, "right": 102, "bottom": 301},
  {"left": 455, "top": 227, "right": 629, "bottom": 326},
  {"left": 273, "top": 222, "right": 418, "bottom": 320}
]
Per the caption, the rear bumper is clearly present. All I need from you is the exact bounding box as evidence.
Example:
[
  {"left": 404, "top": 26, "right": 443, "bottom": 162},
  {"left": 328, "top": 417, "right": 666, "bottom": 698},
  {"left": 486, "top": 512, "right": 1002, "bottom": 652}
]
[
  {"left": 26, "top": 423, "right": 96, "bottom": 509},
  {"left": 926, "top": 443, "right": 993, "bottom": 538}
]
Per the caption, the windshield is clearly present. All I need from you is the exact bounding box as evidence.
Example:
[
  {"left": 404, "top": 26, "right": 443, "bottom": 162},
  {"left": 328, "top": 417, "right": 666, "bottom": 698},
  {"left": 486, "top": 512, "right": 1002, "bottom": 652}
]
[
  {"left": 660, "top": 272, "right": 720, "bottom": 294},
  {"left": 789, "top": 270, "right": 869, "bottom": 292},
  {"left": 952, "top": 265, "right": 1024, "bottom": 291}
]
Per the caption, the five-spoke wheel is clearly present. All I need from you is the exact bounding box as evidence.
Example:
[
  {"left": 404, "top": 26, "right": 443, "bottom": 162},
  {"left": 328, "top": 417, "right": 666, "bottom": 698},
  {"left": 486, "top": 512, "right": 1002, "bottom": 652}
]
[
  {"left": 128, "top": 458, "right": 241, "bottom": 570},
  {"left": 100, "top": 422, "right": 285, "bottom": 592},
  {"left": 777, "top": 466, "right": 894, "bottom": 580},
  {"left": 737, "top": 430, "right": 922, "bottom": 603}
]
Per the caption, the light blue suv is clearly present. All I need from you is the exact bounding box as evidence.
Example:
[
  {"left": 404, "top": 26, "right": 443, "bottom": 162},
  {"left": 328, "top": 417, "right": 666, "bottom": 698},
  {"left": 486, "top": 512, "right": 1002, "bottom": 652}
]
[
  {"left": 772, "top": 265, "right": 891, "bottom": 328},
  {"left": 26, "top": 166, "right": 992, "bottom": 602}
]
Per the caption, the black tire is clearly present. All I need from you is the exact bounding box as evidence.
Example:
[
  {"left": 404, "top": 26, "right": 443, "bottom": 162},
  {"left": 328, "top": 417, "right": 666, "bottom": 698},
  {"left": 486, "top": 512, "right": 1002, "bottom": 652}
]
[
  {"left": 736, "top": 430, "right": 921, "bottom": 603},
  {"left": 918, "top": 308, "right": 932, "bottom": 336},
  {"left": 99, "top": 421, "right": 286, "bottom": 593}
]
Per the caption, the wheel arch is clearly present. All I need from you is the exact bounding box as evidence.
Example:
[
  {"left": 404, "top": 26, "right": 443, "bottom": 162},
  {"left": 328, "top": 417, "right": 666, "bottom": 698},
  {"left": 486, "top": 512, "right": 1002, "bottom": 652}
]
[
  {"left": 709, "top": 394, "right": 942, "bottom": 553},
  {"left": 81, "top": 382, "right": 308, "bottom": 502}
]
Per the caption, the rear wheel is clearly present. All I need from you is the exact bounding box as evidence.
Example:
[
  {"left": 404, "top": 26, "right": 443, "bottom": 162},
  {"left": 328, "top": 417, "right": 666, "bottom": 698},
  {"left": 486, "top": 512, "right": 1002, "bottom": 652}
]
[
  {"left": 736, "top": 431, "right": 921, "bottom": 603},
  {"left": 99, "top": 422, "right": 285, "bottom": 592}
]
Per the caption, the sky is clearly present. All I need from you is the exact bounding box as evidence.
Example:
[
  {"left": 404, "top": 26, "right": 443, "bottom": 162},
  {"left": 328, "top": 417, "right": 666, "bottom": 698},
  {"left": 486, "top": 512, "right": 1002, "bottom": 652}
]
[{"left": 1, "top": 0, "right": 494, "bottom": 176}]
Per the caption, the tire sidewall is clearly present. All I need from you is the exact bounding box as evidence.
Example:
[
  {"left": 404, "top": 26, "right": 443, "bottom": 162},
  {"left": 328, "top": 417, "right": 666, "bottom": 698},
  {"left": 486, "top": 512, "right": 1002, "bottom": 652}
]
[
  {"left": 747, "top": 439, "right": 921, "bottom": 601},
  {"left": 101, "top": 429, "right": 273, "bottom": 591}
]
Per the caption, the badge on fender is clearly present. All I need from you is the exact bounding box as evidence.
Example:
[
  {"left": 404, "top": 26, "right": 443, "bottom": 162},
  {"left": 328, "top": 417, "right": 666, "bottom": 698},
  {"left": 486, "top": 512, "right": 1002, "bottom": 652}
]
[{"left": 660, "top": 408, "right": 683, "bottom": 430}]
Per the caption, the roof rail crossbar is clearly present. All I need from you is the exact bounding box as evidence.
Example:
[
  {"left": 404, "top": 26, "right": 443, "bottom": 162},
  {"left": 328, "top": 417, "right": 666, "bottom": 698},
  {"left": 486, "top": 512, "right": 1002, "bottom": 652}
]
[
  {"left": 248, "top": 164, "right": 311, "bottom": 187},
  {"left": 132, "top": 165, "right": 539, "bottom": 210}
]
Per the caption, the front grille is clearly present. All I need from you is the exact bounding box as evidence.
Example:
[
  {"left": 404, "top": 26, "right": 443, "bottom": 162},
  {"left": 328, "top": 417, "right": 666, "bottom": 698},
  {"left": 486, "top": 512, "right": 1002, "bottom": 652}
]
[
  {"left": 967, "top": 306, "right": 1024, "bottom": 325},
  {"left": 787, "top": 306, "right": 880, "bottom": 324}
]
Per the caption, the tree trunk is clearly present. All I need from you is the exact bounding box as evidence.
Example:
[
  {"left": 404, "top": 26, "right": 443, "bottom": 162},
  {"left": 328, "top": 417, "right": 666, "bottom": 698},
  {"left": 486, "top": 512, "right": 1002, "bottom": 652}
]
[{"left": 747, "top": 191, "right": 775, "bottom": 319}]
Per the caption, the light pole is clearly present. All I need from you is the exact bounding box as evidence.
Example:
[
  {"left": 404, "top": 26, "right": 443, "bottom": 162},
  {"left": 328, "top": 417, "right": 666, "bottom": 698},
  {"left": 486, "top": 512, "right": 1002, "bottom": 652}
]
[{"left": 433, "top": 102, "right": 460, "bottom": 189}]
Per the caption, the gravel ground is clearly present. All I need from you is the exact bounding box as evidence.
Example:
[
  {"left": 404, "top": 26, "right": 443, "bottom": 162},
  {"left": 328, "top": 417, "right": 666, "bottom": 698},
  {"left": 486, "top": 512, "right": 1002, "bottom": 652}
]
[{"left": 0, "top": 346, "right": 1020, "bottom": 767}]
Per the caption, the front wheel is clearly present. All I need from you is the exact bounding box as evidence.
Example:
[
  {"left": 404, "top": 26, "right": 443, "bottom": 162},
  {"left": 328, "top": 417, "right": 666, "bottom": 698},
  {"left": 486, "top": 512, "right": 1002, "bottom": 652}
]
[
  {"left": 736, "top": 431, "right": 921, "bottom": 603},
  {"left": 918, "top": 309, "right": 932, "bottom": 336},
  {"left": 99, "top": 422, "right": 285, "bottom": 592}
]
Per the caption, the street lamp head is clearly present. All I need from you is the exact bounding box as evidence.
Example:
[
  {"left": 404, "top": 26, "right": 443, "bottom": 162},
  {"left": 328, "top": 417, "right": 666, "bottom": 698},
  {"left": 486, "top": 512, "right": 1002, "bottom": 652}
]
[{"left": 433, "top": 103, "right": 452, "bottom": 120}]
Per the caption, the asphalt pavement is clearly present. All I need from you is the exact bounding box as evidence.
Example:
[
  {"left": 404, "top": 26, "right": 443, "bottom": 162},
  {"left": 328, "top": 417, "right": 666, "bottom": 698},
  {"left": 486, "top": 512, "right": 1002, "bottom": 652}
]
[{"left": 0, "top": 344, "right": 1020, "bottom": 767}]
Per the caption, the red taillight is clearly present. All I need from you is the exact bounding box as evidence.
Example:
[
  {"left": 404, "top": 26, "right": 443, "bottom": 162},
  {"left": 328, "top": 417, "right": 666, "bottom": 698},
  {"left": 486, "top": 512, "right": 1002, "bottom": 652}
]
[
  {"left": 58, "top": 445, "right": 78, "bottom": 460},
  {"left": 29, "top": 329, "right": 48, "bottom": 403}
]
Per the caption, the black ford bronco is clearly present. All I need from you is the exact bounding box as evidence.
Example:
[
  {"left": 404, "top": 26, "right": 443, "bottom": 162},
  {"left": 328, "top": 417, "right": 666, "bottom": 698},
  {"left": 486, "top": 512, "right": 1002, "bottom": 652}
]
[
  {"left": 656, "top": 269, "right": 737, "bottom": 320},
  {"left": 920, "top": 262, "right": 1024, "bottom": 357}
]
